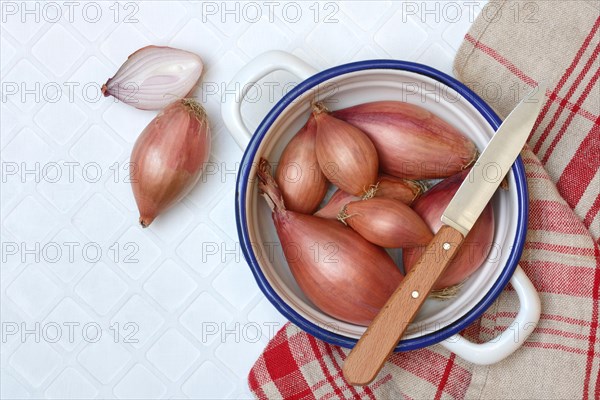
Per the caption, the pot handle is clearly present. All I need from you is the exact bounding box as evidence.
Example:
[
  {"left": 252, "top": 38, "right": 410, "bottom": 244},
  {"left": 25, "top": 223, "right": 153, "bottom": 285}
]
[
  {"left": 440, "top": 265, "right": 541, "bottom": 365},
  {"left": 221, "top": 50, "right": 318, "bottom": 150}
]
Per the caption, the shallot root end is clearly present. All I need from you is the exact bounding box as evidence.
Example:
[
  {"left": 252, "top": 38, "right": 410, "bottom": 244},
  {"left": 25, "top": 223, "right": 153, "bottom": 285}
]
[
  {"left": 312, "top": 101, "right": 329, "bottom": 116},
  {"left": 338, "top": 206, "right": 349, "bottom": 225},
  {"left": 336, "top": 204, "right": 352, "bottom": 225},
  {"left": 429, "top": 282, "right": 463, "bottom": 300},
  {"left": 362, "top": 182, "right": 380, "bottom": 200}
]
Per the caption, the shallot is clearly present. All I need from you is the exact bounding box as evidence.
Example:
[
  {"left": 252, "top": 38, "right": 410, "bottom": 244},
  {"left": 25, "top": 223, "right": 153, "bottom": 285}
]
[
  {"left": 333, "top": 101, "right": 477, "bottom": 179},
  {"left": 103, "top": 46, "right": 203, "bottom": 110},
  {"left": 275, "top": 115, "right": 328, "bottom": 214},
  {"left": 313, "top": 103, "right": 379, "bottom": 196},
  {"left": 403, "top": 169, "right": 495, "bottom": 289},
  {"left": 339, "top": 197, "right": 433, "bottom": 248},
  {"left": 257, "top": 159, "right": 403, "bottom": 326},
  {"left": 131, "top": 99, "right": 211, "bottom": 227}
]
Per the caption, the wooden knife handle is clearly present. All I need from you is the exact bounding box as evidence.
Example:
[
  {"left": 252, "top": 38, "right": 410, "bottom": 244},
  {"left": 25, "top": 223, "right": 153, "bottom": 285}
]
[{"left": 343, "top": 225, "right": 465, "bottom": 386}]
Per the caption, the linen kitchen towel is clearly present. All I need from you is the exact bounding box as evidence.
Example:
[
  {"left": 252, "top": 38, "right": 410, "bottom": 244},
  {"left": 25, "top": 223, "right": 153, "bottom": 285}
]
[
  {"left": 454, "top": 0, "right": 599, "bottom": 241},
  {"left": 249, "top": 1, "right": 600, "bottom": 399}
]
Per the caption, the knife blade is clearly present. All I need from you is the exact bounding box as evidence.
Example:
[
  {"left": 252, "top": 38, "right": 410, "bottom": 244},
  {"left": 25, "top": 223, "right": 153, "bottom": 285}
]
[
  {"left": 442, "top": 84, "right": 546, "bottom": 235},
  {"left": 342, "top": 84, "right": 546, "bottom": 386}
]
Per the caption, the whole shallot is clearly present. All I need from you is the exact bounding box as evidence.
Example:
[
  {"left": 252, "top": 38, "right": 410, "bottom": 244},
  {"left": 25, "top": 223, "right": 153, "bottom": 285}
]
[
  {"left": 257, "top": 159, "right": 403, "bottom": 326},
  {"left": 403, "top": 169, "right": 495, "bottom": 290},
  {"left": 131, "top": 99, "right": 210, "bottom": 227},
  {"left": 314, "top": 176, "right": 422, "bottom": 219},
  {"left": 103, "top": 46, "right": 203, "bottom": 110},
  {"left": 275, "top": 115, "right": 328, "bottom": 214},
  {"left": 313, "top": 103, "right": 379, "bottom": 196},
  {"left": 339, "top": 197, "right": 433, "bottom": 248},
  {"left": 333, "top": 101, "right": 477, "bottom": 179}
]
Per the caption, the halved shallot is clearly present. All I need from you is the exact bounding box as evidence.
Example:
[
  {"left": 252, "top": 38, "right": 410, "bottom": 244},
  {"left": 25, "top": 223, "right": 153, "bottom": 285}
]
[
  {"left": 333, "top": 101, "right": 477, "bottom": 179},
  {"left": 275, "top": 115, "right": 328, "bottom": 214},
  {"left": 103, "top": 45, "right": 203, "bottom": 110},
  {"left": 257, "top": 159, "right": 403, "bottom": 326}
]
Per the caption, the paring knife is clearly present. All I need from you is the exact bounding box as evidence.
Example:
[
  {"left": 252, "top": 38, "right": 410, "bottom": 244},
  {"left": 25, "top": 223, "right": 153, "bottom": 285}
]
[{"left": 342, "top": 84, "right": 546, "bottom": 386}]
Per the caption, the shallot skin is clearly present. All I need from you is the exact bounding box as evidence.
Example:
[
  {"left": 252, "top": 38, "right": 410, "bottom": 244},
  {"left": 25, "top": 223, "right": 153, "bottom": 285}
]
[
  {"left": 274, "top": 210, "right": 403, "bottom": 326},
  {"left": 342, "top": 197, "right": 433, "bottom": 248},
  {"left": 275, "top": 115, "right": 328, "bottom": 214},
  {"left": 313, "top": 105, "right": 379, "bottom": 196},
  {"left": 376, "top": 174, "right": 423, "bottom": 205},
  {"left": 131, "top": 99, "right": 210, "bottom": 227},
  {"left": 103, "top": 45, "right": 203, "bottom": 110},
  {"left": 333, "top": 101, "right": 477, "bottom": 179},
  {"left": 403, "top": 170, "right": 495, "bottom": 289}
]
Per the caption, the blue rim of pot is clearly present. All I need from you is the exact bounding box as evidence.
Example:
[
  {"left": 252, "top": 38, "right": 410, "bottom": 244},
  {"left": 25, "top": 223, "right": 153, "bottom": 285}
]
[{"left": 235, "top": 59, "right": 528, "bottom": 352}]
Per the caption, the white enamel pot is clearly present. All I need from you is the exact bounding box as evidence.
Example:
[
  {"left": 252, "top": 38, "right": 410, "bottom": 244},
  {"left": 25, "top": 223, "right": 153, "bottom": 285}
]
[{"left": 222, "top": 50, "right": 541, "bottom": 365}]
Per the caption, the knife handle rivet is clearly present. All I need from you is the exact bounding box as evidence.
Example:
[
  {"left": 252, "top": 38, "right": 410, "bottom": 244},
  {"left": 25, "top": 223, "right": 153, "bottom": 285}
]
[
  {"left": 443, "top": 242, "right": 451, "bottom": 251},
  {"left": 411, "top": 291, "right": 419, "bottom": 299}
]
